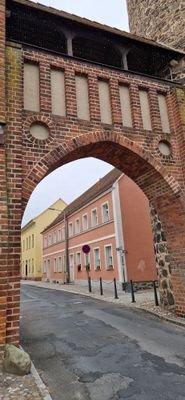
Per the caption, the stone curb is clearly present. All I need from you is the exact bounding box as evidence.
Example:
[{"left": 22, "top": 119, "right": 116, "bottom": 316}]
[
  {"left": 137, "top": 307, "right": 185, "bottom": 329},
  {"left": 20, "top": 346, "right": 53, "bottom": 400},
  {"left": 31, "top": 362, "right": 53, "bottom": 400},
  {"left": 22, "top": 281, "right": 185, "bottom": 330}
]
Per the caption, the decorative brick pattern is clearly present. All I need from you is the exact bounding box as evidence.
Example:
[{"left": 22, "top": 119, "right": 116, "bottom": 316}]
[{"left": 0, "top": 7, "right": 185, "bottom": 346}]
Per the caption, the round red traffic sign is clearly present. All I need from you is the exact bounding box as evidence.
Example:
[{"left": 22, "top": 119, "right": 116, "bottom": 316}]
[{"left": 82, "top": 244, "right": 90, "bottom": 254}]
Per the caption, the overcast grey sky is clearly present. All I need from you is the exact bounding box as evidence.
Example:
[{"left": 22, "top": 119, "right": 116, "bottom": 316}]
[{"left": 22, "top": 0, "right": 129, "bottom": 226}]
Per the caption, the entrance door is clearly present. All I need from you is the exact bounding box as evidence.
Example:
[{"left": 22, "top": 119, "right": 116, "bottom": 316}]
[
  {"left": 25, "top": 261, "right": 28, "bottom": 277},
  {"left": 69, "top": 254, "right": 74, "bottom": 282}
]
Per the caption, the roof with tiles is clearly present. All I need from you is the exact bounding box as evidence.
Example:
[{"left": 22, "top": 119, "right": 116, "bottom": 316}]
[{"left": 42, "top": 168, "right": 122, "bottom": 234}]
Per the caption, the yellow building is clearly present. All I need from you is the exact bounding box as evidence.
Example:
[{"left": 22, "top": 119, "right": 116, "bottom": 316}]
[{"left": 21, "top": 199, "right": 67, "bottom": 280}]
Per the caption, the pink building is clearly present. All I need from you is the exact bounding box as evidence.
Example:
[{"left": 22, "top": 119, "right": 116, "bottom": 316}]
[{"left": 42, "top": 170, "right": 157, "bottom": 287}]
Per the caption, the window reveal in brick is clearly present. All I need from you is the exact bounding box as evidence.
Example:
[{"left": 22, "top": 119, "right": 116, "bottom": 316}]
[
  {"left": 119, "top": 85, "right": 133, "bottom": 127},
  {"left": 158, "top": 94, "right": 171, "bottom": 133},
  {"left": 75, "top": 75, "right": 90, "bottom": 120},
  {"left": 24, "top": 63, "right": 40, "bottom": 112},
  {"left": 51, "top": 69, "right": 66, "bottom": 117},
  {"left": 139, "top": 89, "right": 152, "bottom": 130},
  {"left": 98, "top": 80, "right": 112, "bottom": 125}
]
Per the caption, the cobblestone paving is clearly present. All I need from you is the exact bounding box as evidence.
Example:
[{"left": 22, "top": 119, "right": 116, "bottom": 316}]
[{"left": 0, "top": 363, "right": 43, "bottom": 400}]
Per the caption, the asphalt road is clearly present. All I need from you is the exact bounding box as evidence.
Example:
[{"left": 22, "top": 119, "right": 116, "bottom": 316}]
[{"left": 21, "top": 285, "right": 185, "bottom": 400}]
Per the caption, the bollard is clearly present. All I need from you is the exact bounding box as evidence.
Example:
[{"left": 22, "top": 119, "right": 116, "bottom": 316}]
[
  {"left": 88, "top": 277, "right": 92, "bottom": 293},
  {"left": 100, "top": 277, "right": 103, "bottom": 296},
  {"left": 130, "top": 280, "right": 136, "bottom": 303},
  {"left": 153, "top": 281, "right": 159, "bottom": 306},
  {"left": 113, "top": 278, "right": 119, "bottom": 299}
]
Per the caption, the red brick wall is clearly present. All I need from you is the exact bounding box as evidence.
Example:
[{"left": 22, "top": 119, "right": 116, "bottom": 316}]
[
  {"left": 1, "top": 40, "right": 185, "bottom": 346},
  {"left": 0, "top": 0, "right": 5, "bottom": 123},
  {"left": 0, "top": 0, "right": 7, "bottom": 346}
]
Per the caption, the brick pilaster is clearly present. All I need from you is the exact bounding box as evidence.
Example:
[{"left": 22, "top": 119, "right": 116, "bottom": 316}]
[
  {"left": 4, "top": 44, "right": 23, "bottom": 345},
  {"left": 0, "top": 0, "right": 5, "bottom": 124}
]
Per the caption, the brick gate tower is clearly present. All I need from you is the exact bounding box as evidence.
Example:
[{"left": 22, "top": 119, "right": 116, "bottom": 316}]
[
  {"left": 126, "top": 0, "right": 185, "bottom": 51},
  {"left": 1, "top": 0, "right": 185, "bottom": 346}
]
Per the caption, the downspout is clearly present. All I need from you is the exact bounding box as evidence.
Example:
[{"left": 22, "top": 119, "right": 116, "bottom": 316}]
[{"left": 64, "top": 211, "right": 70, "bottom": 283}]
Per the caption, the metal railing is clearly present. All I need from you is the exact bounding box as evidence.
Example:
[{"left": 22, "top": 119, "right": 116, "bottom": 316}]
[{"left": 86, "top": 277, "right": 159, "bottom": 306}]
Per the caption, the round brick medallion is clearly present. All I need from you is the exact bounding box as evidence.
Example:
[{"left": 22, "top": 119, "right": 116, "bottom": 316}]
[
  {"left": 158, "top": 140, "right": 171, "bottom": 156},
  {"left": 30, "top": 122, "right": 49, "bottom": 140}
]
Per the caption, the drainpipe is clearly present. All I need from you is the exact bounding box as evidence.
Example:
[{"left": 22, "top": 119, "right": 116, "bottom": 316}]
[{"left": 64, "top": 211, "right": 70, "bottom": 283}]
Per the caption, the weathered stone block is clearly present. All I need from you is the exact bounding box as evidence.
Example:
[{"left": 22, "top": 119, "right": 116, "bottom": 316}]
[{"left": 3, "top": 345, "right": 31, "bottom": 375}]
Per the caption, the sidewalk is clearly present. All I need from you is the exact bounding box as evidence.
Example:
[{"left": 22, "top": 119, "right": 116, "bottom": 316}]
[
  {"left": 0, "top": 346, "right": 52, "bottom": 400},
  {"left": 2, "top": 279, "right": 185, "bottom": 400},
  {"left": 0, "top": 360, "right": 51, "bottom": 400}
]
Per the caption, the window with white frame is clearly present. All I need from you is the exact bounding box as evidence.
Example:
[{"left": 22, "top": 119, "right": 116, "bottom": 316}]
[
  {"left": 32, "top": 258, "right": 34, "bottom": 273},
  {"left": 58, "top": 256, "right": 62, "bottom": 272},
  {"left": 94, "top": 248, "right": 101, "bottom": 270},
  {"left": 91, "top": 208, "right": 98, "bottom": 227},
  {"left": 76, "top": 252, "right": 81, "bottom": 267},
  {"left": 58, "top": 229, "right": 61, "bottom": 242},
  {"left": 53, "top": 231, "right": 57, "bottom": 244},
  {"left": 54, "top": 258, "right": 57, "bottom": 273},
  {"left": 44, "top": 236, "right": 47, "bottom": 248},
  {"left": 105, "top": 245, "right": 113, "bottom": 269},
  {"left": 32, "top": 234, "right": 34, "bottom": 248},
  {"left": 43, "top": 260, "right": 47, "bottom": 273},
  {"left": 84, "top": 252, "right": 90, "bottom": 270},
  {"left": 102, "top": 202, "right": 110, "bottom": 223},
  {"left": 48, "top": 234, "right": 52, "bottom": 246},
  {"left": 75, "top": 218, "right": 80, "bottom": 234},
  {"left": 82, "top": 214, "right": 88, "bottom": 231},
  {"left": 68, "top": 222, "right": 73, "bottom": 238},
  {"left": 62, "top": 226, "right": 65, "bottom": 240}
]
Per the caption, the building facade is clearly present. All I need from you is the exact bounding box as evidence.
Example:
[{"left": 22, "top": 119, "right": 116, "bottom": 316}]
[
  {"left": 21, "top": 199, "right": 67, "bottom": 280},
  {"left": 42, "top": 171, "right": 156, "bottom": 286}
]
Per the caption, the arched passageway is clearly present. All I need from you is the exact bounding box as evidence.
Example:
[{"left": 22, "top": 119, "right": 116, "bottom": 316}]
[
  {"left": 21, "top": 134, "right": 185, "bottom": 315},
  {"left": 2, "top": 0, "right": 185, "bottom": 347}
]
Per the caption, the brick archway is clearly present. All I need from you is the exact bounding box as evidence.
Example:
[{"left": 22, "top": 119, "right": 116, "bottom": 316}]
[
  {"left": 22, "top": 133, "right": 181, "bottom": 205},
  {"left": 21, "top": 133, "right": 185, "bottom": 317},
  {"left": 1, "top": 12, "right": 185, "bottom": 345}
]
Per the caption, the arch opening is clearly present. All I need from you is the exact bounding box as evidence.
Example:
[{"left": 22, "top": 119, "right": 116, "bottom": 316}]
[{"left": 22, "top": 136, "right": 185, "bottom": 311}]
